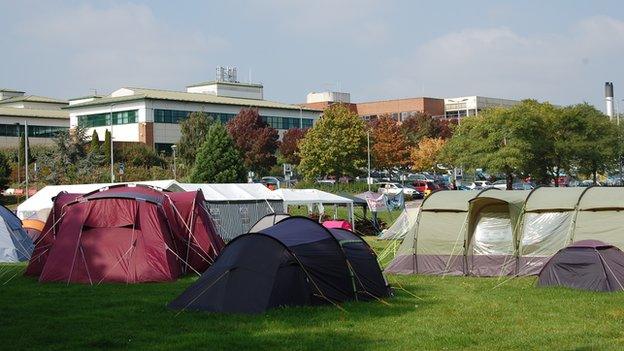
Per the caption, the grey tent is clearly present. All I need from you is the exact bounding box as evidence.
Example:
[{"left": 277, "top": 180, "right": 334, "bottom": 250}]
[
  {"left": 538, "top": 240, "right": 624, "bottom": 292},
  {"left": 181, "top": 183, "right": 284, "bottom": 241},
  {"left": 248, "top": 213, "right": 290, "bottom": 233},
  {"left": 0, "top": 204, "right": 33, "bottom": 262}
]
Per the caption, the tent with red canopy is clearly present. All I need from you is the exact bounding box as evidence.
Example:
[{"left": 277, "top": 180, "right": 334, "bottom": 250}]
[{"left": 25, "top": 185, "right": 224, "bottom": 284}]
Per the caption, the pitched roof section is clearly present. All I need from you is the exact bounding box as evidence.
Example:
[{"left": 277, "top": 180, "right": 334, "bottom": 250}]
[
  {"left": 0, "top": 107, "right": 69, "bottom": 119},
  {"left": 66, "top": 87, "right": 322, "bottom": 112},
  {"left": 0, "top": 95, "right": 68, "bottom": 105},
  {"left": 0, "top": 88, "right": 25, "bottom": 93}
]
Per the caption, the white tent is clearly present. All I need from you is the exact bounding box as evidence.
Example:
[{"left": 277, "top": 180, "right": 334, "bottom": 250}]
[
  {"left": 273, "top": 188, "right": 355, "bottom": 229},
  {"left": 181, "top": 183, "right": 284, "bottom": 241},
  {"left": 379, "top": 207, "right": 420, "bottom": 240},
  {"left": 16, "top": 180, "right": 184, "bottom": 221}
]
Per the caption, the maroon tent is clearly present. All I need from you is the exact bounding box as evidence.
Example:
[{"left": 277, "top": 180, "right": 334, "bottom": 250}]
[
  {"left": 25, "top": 185, "right": 224, "bottom": 284},
  {"left": 538, "top": 240, "right": 624, "bottom": 292}
]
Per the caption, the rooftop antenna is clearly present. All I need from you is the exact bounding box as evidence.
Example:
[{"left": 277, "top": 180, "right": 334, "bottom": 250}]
[{"left": 249, "top": 68, "right": 252, "bottom": 84}]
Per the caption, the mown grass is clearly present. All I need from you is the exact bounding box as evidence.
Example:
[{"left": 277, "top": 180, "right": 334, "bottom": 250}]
[{"left": 1, "top": 240, "right": 624, "bottom": 350}]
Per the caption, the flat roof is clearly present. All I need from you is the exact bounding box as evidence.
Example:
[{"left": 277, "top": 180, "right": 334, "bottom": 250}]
[
  {"left": 68, "top": 95, "right": 103, "bottom": 101},
  {"left": 65, "top": 87, "right": 322, "bottom": 112},
  {"left": 186, "top": 80, "right": 264, "bottom": 88},
  {"left": 354, "top": 96, "right": 443, "bottom": 105},
  {"left": 0, "top": 107, "right": 69, "bottom": 119}
]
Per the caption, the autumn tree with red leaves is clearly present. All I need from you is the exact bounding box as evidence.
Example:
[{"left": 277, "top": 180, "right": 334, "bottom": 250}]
[
  {"left": 226, "top": 108, "right": 279, "bottom": 175},
  {"left": 370, "top": 115, "right": 411, "bottom": 171},
  {"left": 279, "top": 128, "right": 308, "bottom": 165},
  {"left": 401, "top": 112, "right": 455, "bottom": 146}
]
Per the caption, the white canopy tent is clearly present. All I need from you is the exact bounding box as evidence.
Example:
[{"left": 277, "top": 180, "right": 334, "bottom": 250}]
[
  {"left": 180, "top": 183, "right": 284, "bottom": 241},
  {"left": 273, "top": 188, "right": 355, "bottom": 229},
  {"left": 16, "top": 180, "right": 184, "bottom": 221}
]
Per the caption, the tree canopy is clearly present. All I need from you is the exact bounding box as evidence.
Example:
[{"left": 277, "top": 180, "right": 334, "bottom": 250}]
[
  {"left": 178, "top": 111, "right": 214, "bottom": 168},
  {"left": 279, "top": 128, "right": 307, "bottom": 165},
  {"left": 298, "top": 104, "right": 367, "bottom": 180},
  {"left": 411, "top": 137, "right": 447, "bottom": 172},
  {"left": 370, "top": 115, "right": 411, "bottom": 170},
  {"left": 401, "top": 113, "right": 455, "bottom": 146},
  {"left": 226, "top": 108, "right": 279, "bottom": 176},
  {"left": 442, "top": 100, "right": 619, "bottom": 188},
  {"left": 190, "top": 123, "right": 247, "bottom": 183}
]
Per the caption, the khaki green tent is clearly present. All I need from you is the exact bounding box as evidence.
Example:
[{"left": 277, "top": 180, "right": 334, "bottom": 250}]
[
  {"left": 573, "top": 187, "right": 624, "bottom": 247},
  {"left": 385, "top": 190, "right": 480, "bottom": 275},
  {"left": 466, "top": 189, "right": 530, "bottom": 276},
  {"left": 517, "top": 187, "right": 586, "bottom": 275},
  {"left": 387, "top": 186, "right": 624, "bottom": 277}
]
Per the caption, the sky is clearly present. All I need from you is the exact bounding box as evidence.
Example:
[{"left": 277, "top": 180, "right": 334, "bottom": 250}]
[{"left": 2, "top": 0, "right": 624, "bottom": 111}]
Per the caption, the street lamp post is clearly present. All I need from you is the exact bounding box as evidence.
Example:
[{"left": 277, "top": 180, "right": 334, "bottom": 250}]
[
  {"left": 109, "top": 104, "right": 115, "bottom": 183},
  {"left": 24, "top": 121, "right": 29, "bottom": 199},
  {"left": 171, "top": 145, "right": 177, "bottom": 180},
  {"left": 367, "top": 131, "right": 371, "bottom": 192}
]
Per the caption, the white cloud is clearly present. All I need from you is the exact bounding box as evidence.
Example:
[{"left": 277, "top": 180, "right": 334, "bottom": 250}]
[
  {"left": 14, "top": 3, "right": 228, "bottom": 95},
  {"left": 246, "top": 0, "right": 389, "bottom": 46},
  {"left": 375, "top": 15, "right": 624, "bottom": 108}
]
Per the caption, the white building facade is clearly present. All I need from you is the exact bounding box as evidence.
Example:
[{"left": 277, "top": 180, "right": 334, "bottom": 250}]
[
  {"left": 444, "top": 96, "right": 520, "bottom": 119},
  {"left": 67, "top": 82, "right": 321, "bottom": 154},
  {"left": 0, "top": 90, "right": 69, "bottom": 147}
]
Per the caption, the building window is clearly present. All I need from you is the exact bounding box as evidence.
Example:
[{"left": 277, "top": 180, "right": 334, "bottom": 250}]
[
  {"left": 154, "top": 109, "right": 312, "bottom": 130},
  {"left": 77, "top": 110, "right": 138, "bottom": 128},
  {"left": 0, "top": 124, "right": 68, "bottom": 138}
]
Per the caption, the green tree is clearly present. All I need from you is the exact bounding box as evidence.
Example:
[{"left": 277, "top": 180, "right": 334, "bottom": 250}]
[
  {"left": 118, "top": 144, "right": 166, "bottom": 168},
  {"left": 190, "top": 123, "right": 246, "bottom": 183},
  {"left": 102, "top": 129, "right": 112, "bottom": 165},
  {"left": 18, "top": 133, "right": 28, "bottom": 168},
  {"left": 0, "top": 152, "right": 11, "bottom": 190},
  {"left": 90, "top": 130, "right": 100, "bottom": 154},
  {"left": 569, "top": 104, "right": 618, "bottom": 183},
  {"left": 298, "top": 104, "right": 367, "bottom": 180},
  {"left": 178, "top": 112, "right": 214, "bottom": 168},
  {"left": 442, "top": 102, "right": 549, "bottom": 189}
]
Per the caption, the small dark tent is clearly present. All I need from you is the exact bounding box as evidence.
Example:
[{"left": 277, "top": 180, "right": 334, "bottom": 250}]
[
  {"left": 538, "top": 240, "right": 624, "bottom": 292},
  {"left": 169, "top": 216, "right": 390, "bottom": 314}
]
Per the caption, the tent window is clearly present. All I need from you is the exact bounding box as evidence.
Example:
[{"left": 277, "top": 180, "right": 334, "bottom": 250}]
[
  {"left": 209, "top": 208, "right": 221, "bottom": 225},
  {"left": 239, "top": 206, "right": 250, "bottom": 224}
]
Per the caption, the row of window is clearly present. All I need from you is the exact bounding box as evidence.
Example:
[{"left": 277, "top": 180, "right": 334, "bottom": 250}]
[
  {"left": 153, "top": 109, "right": 313, "bottom": 129},
  {"left": 0, "top": 124, "right": 68, "bottom": 138},
  {"left": 77, "top": 110, "right": 138, "bottom": 128}
]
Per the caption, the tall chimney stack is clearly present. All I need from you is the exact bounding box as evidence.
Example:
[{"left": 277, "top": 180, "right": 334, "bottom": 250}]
[{"left": 606, "top": 82, "right": 614, "bottom": 120}]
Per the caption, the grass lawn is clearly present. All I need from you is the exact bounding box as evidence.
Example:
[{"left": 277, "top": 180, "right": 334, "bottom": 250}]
[{"left": 1, "top": 240, "right": 624, "bottom": 350}]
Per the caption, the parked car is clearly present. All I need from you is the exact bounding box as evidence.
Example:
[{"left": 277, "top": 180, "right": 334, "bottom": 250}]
[
  {"left": 467, "top": 181, "right": 493, "bottom": 190},
  {"left": 492, "top": 180, "right": 507, "bottom": 190},
  {"left": 412, "top": 180, "right": 438, "bottom": 197},
  {"left": 377, "top": 182, "right": 421, "bottom": 199},
  {"left": 316, "top": 177, "right": 336, "bottom": 185},
  {"left": 512, "top": 182, "right": 535, "bottom": 190}
]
